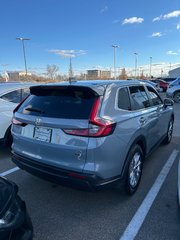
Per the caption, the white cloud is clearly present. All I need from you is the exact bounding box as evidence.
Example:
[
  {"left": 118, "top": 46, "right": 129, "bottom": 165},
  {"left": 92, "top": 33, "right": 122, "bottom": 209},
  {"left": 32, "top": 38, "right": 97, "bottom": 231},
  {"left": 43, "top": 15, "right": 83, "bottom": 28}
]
[
  {"left": 49, "top": 49, "right": 87, "bottom": 58},
  {"left": 151, "top": 32, "right": 162, "bottom": 37},
  {"left": 153, "top": 15, "right": 163, "bottom": 22},
  {"left": 164, "top": 10, "right": 180, "bottom": 19},
  {"left": 100, "top": 6, "right": 108, "bottom": 14},
  {"left": 177, "top": 23, "right": 180, "bottom": 29},
  {"left": 153, "top": 10, "right": 180, "bottom": 21},
  {"left": 167, "top": 50, "right": 179, "bottom": 55},
  {"left": 122, "top": 17, "right": 144, "bottom": 25}
]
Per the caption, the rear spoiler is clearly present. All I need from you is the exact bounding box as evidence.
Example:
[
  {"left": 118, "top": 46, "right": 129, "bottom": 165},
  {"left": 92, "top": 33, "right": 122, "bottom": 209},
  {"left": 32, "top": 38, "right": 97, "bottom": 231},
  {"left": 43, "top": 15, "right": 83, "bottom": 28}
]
[{"left": 29, "top": 85, "right": 105, "bottom": 96}]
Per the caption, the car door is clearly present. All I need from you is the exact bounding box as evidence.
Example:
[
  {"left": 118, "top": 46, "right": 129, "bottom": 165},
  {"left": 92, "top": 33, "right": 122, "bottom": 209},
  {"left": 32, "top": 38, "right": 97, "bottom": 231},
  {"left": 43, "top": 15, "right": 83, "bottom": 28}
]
[
  {"left": 0, "top": 88, "right": 23, "bottom": 139},
  {"left": 146, "top": 85, "right": 170, "bottom": 139},
  {"left": 128, "top": 85, "right": 160, "bottom": 153}
]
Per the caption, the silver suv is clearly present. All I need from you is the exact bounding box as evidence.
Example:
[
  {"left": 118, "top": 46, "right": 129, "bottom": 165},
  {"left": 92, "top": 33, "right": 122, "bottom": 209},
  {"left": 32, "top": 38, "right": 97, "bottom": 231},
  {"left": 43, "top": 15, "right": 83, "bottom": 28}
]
[{"left": 11, "top": 80, "right": 174, "bottom": 194}]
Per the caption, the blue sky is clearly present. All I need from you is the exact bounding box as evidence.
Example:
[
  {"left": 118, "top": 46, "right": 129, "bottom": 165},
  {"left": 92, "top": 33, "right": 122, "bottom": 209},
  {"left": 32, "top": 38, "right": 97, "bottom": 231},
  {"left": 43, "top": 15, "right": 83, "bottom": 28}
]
[{"left": 0, "top": 0, "right": 180, "bottom": 76}]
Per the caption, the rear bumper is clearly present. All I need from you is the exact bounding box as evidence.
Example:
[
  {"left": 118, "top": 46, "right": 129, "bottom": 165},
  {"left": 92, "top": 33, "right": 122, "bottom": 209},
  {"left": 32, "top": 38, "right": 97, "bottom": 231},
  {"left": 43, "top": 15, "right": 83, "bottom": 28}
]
[{"left": 11, "top": 152, "right": 122, "bottom": 191}]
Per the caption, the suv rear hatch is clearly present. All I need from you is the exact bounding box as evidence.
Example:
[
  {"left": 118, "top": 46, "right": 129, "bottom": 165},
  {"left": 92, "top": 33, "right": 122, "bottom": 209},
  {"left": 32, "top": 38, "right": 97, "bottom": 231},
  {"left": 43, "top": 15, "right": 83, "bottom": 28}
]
[{"left": 12, "top": 85, "right": 110, "bottom": 172}]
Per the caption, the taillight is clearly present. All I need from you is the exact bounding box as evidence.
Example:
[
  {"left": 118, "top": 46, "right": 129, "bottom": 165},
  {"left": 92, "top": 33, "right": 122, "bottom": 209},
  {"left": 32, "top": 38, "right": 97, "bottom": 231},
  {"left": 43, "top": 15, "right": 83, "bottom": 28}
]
[
  {"left": 63, "top": 97, "right": 116, "bottom": 137},
  {"left": 12, "top": 118, "right": 27, "bottom": 127}
]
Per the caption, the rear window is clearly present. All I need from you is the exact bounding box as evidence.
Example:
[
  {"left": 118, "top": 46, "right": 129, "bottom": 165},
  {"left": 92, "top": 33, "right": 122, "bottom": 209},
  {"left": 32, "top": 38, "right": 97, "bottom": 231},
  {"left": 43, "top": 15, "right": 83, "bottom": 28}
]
[{"left": 17, "top": 86, "right": 97, "bottom": 119}]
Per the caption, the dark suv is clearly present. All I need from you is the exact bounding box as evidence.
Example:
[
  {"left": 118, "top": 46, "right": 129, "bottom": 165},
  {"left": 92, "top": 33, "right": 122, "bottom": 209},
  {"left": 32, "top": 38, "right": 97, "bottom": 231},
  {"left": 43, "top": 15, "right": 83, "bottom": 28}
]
[{"left": 11, "top": 80, "right": 174, "bottom": 194}]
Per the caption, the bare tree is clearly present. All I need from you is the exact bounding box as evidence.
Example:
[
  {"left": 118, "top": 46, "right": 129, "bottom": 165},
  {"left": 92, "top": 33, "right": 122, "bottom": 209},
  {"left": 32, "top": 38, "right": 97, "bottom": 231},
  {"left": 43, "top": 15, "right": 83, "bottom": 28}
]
[
  {"left": 119, "top": 68, "right": 127, "bottom": 80},
  {"left": 46, "top": 64, "right": 59, "bottom": 80}
]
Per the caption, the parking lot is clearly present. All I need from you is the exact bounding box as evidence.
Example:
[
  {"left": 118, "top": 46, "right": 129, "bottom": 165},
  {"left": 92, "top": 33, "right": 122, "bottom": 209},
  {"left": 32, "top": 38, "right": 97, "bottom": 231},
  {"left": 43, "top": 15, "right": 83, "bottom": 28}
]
[{"left": 0, "top": 99, "right": 180, "bottom": 240}]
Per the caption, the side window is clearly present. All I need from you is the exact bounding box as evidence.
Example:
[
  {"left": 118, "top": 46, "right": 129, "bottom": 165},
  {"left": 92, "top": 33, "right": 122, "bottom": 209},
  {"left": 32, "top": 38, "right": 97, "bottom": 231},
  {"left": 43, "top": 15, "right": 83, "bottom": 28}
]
[
  {"left": 129, "top": 86, "right": 150, "bottom": 110},
  {"left": 0, "top": 89, "right": 22, "bottom": 103},
  {"left": 22, "top": 88, "right": 30, "bottom": 99},
  {"left": 118, "top": 87, "right": 131, "bottom": 110},
  {"left": 146, "top": 86, "right": 162, "bottom": 106}
]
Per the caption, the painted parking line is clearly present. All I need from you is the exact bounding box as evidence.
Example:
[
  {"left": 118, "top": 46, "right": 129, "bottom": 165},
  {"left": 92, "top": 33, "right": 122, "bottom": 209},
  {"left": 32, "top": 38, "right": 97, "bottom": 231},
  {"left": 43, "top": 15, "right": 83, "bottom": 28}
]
[
  {"left": 120, "top": 149, "right": 179, "bottom": 240},
  {"left": 0, "top": 166, "right": 19, "bottom": 177}
]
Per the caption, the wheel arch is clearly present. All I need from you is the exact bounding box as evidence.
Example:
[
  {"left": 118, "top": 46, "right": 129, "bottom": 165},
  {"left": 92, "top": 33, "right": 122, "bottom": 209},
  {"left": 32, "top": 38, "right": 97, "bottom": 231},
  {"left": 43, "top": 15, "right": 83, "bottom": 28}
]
[
  {"left": 121, "top": 135, "right": 146, "bottom": 178},
  {"left": 173, "top": 90, "right": 180, "bottom": 97}
]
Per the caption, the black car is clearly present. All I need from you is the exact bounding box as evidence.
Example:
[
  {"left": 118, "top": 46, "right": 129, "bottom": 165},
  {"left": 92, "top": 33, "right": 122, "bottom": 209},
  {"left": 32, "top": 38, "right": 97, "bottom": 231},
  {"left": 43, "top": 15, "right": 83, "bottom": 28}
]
[{"left": 0, "top": 177, "right": 33, "bottom": 240}]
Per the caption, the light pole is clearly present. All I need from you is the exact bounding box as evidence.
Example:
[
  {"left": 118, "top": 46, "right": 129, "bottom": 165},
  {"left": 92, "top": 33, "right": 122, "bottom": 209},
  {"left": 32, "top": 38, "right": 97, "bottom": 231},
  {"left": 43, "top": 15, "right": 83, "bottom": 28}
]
[
  {"left": 16, "top": 37, "right": 30, "bottom": 77},
  {"left": 112, "top": 45, "right": 119, "bottom": 80},
  {"left": 134, "top": 52, "right": 138, "bottom": 79},
  {"left": 149, "top": 57, "right": 152, "bottom": 79}
]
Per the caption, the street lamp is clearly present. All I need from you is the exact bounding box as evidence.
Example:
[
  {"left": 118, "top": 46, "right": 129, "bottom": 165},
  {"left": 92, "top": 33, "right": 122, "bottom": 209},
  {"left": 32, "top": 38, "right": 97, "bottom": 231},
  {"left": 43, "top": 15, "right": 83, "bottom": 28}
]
[
  {"left": 134, "top": 52, "right": 138, "bottom": 79},
  {"left": 112, "top": 45, "right": 119, "bottom": 80},
  {"left": 16, "top": 37, "right": 30, "bottom": 77},
  {"left": 149, "top": 57, "right": 152, "bottom": 79}
]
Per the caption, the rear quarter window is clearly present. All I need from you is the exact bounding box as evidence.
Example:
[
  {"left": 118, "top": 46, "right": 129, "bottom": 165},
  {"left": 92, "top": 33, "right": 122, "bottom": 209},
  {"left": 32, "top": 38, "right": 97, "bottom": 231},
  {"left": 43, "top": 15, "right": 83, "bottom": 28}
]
[{"left": 117, "top": 87, "right": 131, "bottom": 110}]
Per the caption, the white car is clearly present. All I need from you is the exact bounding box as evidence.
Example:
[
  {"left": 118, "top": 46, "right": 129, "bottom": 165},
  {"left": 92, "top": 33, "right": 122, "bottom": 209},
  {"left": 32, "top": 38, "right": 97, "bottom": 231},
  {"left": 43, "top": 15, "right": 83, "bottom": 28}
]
[{"left": 0, "top": 82, "right": 33, "bottom": 147}]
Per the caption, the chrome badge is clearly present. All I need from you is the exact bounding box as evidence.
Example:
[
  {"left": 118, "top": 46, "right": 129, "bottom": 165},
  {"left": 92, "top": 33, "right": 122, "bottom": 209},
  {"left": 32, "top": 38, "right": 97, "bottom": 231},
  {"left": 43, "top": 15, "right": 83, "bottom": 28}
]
[{"left": 35, "top": 118, "right": 42, "bottom": 126}]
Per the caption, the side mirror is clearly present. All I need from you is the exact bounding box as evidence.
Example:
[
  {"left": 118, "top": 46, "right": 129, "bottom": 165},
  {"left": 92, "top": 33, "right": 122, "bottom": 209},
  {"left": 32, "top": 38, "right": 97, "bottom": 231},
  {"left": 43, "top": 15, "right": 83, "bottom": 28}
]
[{"left": 163, "top": 98, "right": 174, "bottom": 107}]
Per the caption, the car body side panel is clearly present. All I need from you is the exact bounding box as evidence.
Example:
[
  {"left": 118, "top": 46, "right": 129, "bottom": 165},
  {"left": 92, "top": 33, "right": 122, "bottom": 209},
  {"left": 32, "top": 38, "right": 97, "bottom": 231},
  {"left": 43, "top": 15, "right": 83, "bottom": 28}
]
[{"left": 85, "top": 108, "right": 159, "bottom": 179}]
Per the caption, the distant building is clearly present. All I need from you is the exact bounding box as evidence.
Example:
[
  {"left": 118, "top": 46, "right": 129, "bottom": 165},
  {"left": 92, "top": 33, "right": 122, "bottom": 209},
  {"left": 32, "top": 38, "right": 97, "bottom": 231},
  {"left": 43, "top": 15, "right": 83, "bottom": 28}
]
[
  {"left": 168, "top": 67, "right": 180, "bottom": 78},
  {"left": 87, "top": 70, "right": 111, "bottom": 80},
  {"left": 100, "top": 70, "right": 111, "bottom": 79},
  {"left": 6, "top": 71, "right": 32, "bottom": 81},
  {"left": 87, "top": 70, "right": 101, "bottom": 79}
]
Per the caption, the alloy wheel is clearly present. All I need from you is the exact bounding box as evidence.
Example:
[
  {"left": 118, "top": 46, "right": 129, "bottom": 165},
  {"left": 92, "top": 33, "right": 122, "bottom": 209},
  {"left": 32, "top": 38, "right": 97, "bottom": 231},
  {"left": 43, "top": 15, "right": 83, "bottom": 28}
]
[
  {"left": 174, "top": 92, "right": 180, "bottom": 103},
  {"left": 129, "top": 152, "right": 142, "bottom": 188}
]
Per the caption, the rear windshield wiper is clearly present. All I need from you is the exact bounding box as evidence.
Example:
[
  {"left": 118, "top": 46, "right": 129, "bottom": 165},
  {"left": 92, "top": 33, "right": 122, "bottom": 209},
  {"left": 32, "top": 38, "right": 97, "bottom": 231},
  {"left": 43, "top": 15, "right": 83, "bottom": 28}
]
[{"left": 25, "top": 107, "right": 45, "bottom": 114}]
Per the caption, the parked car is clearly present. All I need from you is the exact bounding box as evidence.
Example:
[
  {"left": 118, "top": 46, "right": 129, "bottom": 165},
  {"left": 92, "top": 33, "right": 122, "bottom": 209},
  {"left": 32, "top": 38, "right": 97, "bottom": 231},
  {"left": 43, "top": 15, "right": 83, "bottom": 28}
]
[
  {"left": 157, "top": 80, "right": 169, "bottom": 92},
  {"left": 0, "top": 177, "right": 33, "bottom": 240},
  {"left": 154, "top": 77, "right": 176, "bottom": 83},
  {"left": 11, "top": 80, "right": 174, "bottom": 195},
  {"left": 0, "top": 82, "right": 34, "bottom": 147},
  {"left": 166, "top": 81, "right": 180, "bottom": 103},
  {"left": 168, "top": 77, "right": 180, "bottom": 88},
  {"left": 142, "top": 80, "right": 158, "bottom": 88}
]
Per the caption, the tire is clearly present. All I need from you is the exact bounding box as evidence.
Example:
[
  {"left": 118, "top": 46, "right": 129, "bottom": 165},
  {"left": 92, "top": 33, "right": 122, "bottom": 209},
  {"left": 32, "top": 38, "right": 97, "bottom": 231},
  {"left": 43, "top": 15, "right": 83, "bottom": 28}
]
[
  {"left": 163, "top": 118, "right": 174, "bottom": 144},
  {"left": 125, "top": 145, "right": 144, "bottom": 195},
  {"left": 174, "top": 92, "right": 180, "bottom": 103}
]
